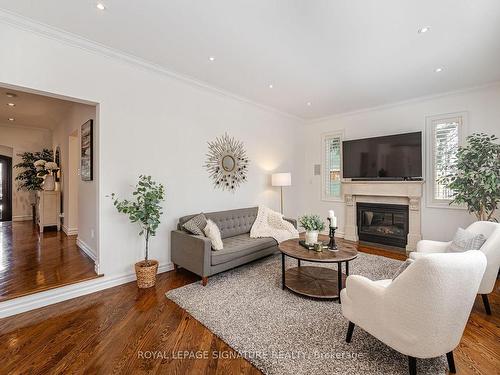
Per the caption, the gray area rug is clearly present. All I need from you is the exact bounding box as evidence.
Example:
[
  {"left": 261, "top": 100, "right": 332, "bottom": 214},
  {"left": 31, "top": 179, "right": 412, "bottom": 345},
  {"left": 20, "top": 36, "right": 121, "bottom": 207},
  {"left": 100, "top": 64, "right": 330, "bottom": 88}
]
[{"left": 166, "top": 253, "right": 447, "bottom": 375}]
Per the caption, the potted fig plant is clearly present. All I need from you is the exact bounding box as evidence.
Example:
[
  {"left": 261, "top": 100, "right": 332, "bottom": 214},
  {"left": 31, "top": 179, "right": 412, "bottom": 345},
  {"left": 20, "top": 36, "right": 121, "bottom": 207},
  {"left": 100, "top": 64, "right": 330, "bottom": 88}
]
[
  {"left": 439, "top": 133, "right": 500, "bottom": 221},
  {"left": 299, "top": 214, "right": 325, "bottom": 245},
  {"left": 14, "top": 149, "right": 54, "bottom": 221},
  {"left": 110, "top": 175, "right": 165, "bottom": 288}
]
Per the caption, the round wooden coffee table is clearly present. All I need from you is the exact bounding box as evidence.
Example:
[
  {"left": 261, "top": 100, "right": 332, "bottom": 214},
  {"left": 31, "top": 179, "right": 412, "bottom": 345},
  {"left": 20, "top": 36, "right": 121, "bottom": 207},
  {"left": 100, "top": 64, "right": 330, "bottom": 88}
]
[{"left": 279, "top": 235, "right": 358, "bottom": 301}]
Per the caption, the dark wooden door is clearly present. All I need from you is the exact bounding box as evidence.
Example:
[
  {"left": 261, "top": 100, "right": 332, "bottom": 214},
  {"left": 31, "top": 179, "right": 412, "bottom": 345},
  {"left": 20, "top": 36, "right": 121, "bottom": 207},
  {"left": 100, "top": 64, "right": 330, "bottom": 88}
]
[{"left": 0, "top": 155, "right": 12, "bottom": 222}]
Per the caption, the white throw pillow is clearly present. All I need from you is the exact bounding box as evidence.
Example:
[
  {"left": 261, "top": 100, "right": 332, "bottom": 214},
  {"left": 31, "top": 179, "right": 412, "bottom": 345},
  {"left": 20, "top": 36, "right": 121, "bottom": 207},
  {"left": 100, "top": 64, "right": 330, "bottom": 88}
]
[
  {"left": 447, "top": 228, "right": 487, "bottom": 253},
  {"left": 203, "top": 219, "right": 223, "bottom": 251}
]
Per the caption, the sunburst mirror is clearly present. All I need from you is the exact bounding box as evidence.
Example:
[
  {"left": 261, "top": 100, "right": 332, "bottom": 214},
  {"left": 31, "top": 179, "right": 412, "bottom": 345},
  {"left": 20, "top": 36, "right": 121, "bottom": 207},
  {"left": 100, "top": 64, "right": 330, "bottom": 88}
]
[{"left": 205, "top": 133, "right": 249, "bottom": 191}]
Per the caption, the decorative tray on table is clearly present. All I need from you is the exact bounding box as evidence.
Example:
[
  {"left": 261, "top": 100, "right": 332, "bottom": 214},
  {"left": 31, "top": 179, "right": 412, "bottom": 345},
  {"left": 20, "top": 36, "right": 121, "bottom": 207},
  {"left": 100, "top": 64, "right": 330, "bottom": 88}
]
[{"left": 298, "top": 240, "right": 328, "bottom": 250}]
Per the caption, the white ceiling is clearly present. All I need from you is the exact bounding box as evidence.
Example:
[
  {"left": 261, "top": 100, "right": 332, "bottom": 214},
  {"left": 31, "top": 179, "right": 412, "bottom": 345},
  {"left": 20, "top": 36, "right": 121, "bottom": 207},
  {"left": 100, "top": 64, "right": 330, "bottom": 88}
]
[
  {"left": 1, "top": 1, "right": 500, "bottom": 119},
  {"left": 0, "top": 87, "right": 75, "bottom": 130}
]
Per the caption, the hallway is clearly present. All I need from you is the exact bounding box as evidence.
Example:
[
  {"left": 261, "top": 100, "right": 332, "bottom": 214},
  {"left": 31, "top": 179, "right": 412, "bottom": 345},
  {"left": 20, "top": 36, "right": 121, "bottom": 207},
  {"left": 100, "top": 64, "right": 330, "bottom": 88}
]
[{"left": 0, "top": 221, "right": 99, "bottom": 302}]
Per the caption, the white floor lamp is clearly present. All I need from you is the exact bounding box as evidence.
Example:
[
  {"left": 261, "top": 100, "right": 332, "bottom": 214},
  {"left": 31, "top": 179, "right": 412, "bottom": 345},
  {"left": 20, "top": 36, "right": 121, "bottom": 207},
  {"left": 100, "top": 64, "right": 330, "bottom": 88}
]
[{"left": 272, "top": 172, "right": 291, "bottom": 214}]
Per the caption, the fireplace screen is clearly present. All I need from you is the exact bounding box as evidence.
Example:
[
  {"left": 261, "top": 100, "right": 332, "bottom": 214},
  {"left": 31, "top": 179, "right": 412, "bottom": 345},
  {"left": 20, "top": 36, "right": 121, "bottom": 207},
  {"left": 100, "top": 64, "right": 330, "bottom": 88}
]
[{"left": 357, "top": 202, "right": 409, "bottom": 248}]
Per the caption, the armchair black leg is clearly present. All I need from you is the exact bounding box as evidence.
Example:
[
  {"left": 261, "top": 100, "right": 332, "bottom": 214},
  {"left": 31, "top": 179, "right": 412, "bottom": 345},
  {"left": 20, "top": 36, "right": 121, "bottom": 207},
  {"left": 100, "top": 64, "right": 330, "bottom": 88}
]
[
  {"left": 446, "top": 351, "right": 456, "bottom": 373},
  {"left": 408, "top": 356, "right": 417, "bottom": 375},
  {"left": 346, "top": 321, "right": 355, "bottom": 343},
  {"left": 481, "top": 294, "right": 492, "bottom": 315}
]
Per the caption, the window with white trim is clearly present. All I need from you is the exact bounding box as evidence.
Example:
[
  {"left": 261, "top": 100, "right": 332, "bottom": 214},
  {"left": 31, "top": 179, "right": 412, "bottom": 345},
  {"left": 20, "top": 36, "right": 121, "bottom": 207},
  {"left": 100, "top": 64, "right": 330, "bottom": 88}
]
[
  {"left": 321, "top": 132, "right": 343, "bottom": 200},
  {"left": 426, "top": 112, "right": 466, "bottom": 206}
]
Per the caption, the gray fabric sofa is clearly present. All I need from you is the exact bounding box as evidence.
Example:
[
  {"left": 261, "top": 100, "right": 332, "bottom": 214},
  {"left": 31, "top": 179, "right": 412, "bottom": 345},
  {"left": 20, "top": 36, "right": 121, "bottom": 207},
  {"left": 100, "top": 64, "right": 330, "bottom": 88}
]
[{"left": 171, "top": 207, "right": 297, "bottom": 285}]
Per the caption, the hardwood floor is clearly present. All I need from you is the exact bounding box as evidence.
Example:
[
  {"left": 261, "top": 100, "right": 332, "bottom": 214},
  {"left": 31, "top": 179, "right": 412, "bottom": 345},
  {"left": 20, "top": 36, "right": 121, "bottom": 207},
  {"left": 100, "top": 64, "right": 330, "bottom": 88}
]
[
  {"left": 0, "top": 220, "right": 99, "bottom": 302},
  {"left": 0, "top": 240, "right": 498, "bottom": 374}
]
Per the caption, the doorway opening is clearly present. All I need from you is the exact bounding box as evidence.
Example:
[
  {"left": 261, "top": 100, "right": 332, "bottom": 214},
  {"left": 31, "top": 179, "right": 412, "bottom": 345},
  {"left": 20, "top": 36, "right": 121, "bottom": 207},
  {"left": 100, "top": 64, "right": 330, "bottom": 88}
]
[
  {"left": 0, "top": 83, "right": 100, "bottom": 302},
  {"left": 0, "top": 155, "right": 12, "bottom": 222}
]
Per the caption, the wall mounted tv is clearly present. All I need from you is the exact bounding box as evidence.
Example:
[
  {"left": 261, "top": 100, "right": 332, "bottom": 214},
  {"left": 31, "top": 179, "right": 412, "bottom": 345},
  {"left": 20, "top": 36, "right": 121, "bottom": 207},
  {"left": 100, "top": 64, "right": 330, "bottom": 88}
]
[{"left": 342, "top": 131, "right": 422, "bottom": 180}]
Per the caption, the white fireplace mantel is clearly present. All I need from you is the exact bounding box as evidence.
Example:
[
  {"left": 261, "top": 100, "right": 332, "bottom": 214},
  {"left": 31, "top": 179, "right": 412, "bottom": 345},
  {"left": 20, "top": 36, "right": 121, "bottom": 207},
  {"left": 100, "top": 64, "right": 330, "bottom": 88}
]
[{"left": 342, "top": 180, "right": 424, "bottom": 252}]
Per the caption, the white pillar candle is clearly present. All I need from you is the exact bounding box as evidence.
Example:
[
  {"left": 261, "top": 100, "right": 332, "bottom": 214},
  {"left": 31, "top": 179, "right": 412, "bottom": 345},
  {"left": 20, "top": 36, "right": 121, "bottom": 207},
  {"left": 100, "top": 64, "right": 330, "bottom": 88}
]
[
  {"left": 328, "top": 210, "right": 335, "bottom": 219},
  {"left": 331, "top": 216, "right": 337, "bottom": 228}
]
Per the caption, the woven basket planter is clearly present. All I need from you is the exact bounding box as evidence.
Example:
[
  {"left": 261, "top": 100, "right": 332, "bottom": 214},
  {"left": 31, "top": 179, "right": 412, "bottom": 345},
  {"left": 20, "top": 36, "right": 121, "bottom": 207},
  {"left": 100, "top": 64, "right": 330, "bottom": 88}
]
[{"left": 135, "top": 260, "right": 159, "bottom": 288}]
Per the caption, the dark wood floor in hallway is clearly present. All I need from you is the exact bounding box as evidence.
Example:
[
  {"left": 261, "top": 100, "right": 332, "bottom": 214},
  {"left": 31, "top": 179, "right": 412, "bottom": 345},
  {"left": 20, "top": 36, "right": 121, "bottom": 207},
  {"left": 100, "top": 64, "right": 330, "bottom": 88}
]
[
  {"left": 0, "top": 241, "right": 498, "bottom": 374},
  {"left": 0, "top": 221, "right": 99, "bottom": 302}
]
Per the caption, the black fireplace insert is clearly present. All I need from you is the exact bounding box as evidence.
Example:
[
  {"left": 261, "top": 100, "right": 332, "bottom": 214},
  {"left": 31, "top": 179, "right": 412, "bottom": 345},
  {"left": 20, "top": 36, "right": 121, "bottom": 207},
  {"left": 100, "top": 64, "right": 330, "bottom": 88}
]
[{"left": 357, "top": 202, "right": 409, "bottom": 248}]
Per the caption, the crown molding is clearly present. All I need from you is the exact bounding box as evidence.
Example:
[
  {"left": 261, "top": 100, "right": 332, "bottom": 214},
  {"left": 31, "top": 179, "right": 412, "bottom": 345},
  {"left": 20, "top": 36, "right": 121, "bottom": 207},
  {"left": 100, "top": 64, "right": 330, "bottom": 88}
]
[
  {"left": 307, "top": 81, "right": 500, "bottom": 124},
  {"left": 0, "top": 9, "right": 303, "bottom": 123}
]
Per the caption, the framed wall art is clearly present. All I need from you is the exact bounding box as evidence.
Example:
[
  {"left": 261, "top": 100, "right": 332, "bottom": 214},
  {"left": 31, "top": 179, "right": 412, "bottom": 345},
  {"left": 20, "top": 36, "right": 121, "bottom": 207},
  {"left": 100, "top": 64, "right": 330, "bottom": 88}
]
[{"left": 81, "top": 119, "right": 93, "bottom": 181}]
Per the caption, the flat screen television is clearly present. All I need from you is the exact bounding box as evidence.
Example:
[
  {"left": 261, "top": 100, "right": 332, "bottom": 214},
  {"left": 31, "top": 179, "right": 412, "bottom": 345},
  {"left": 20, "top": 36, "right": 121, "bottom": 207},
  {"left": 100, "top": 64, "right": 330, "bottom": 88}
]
[{"left": 342, "top": 131, "right": 422, "bottom": 180}]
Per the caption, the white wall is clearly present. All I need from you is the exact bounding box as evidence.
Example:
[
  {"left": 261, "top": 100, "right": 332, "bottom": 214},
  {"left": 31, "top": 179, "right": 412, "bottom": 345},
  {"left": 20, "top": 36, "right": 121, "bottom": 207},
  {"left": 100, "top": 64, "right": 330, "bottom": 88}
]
[
  {"left": 52, "top": 103, "right": 97, "bottom": 255},
  {"left": 0, "top": 123, "right": 52, "bottom": 220},
  {"left": 302, "top": 84, "right": 500, "bottom": 241},
  {"left": 0, "top": 21, "right": 304, "bottom": 277}
]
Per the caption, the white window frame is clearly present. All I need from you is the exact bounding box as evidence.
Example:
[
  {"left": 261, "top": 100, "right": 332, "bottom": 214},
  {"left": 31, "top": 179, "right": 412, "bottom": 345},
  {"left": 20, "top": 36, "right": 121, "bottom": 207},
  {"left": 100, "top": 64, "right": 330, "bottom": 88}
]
[
  {"left": 425, "top": 111, "right": 468, "bottom": 209},
  {"left": 321, "top": 130, "right": 344, "bottom": 202}
]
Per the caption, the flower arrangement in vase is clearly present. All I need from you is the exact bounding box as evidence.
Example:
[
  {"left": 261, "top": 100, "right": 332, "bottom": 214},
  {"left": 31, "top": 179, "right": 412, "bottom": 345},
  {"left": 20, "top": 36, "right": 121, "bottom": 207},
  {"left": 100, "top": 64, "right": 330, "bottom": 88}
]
[
  {"left": 299, "top": 214, "right": 325, "bottom": 245},
  {"left": 35, "top": 160, "right": 59, "bottom": 191}
]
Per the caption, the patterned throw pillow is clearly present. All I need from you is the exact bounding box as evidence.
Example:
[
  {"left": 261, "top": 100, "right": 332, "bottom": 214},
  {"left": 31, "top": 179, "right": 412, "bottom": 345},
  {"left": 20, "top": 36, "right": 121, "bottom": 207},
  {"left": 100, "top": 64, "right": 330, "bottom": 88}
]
[
  {"left": 182, "top": 213, "right": 207, "bottom": 236},
  {"left": 392, "top": 258, "right": 414, "bottom": 280},
  {"left": 447, "top": 228, "right": 487, "bottom": 253},
  {"left": 203, "top": 219, "right": 223, "bottom": 251}
]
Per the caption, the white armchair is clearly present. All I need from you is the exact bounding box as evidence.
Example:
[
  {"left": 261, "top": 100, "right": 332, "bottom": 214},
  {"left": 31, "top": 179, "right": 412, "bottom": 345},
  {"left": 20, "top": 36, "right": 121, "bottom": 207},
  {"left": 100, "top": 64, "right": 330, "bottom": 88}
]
[
  {"left": 410, "top": 221, "right": 500, "bottom": 314},
  {"left": 341, "top": 250, "right": 487, "bottom": 375}
]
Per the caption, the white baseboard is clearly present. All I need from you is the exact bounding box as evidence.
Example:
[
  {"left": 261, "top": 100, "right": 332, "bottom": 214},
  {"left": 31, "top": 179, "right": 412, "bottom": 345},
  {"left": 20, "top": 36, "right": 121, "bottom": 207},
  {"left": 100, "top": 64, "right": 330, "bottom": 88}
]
[
  {"left": 0, "top": 262, "right": 174, "bottom": 318},
  {"left": 76, "top": 238, "right": 96, "bottom": 261},
  {"left": 62, "top": 225, "right": 78, "bottom": 236},
  {"left": 12, "top": 215, "right": 32, "bottom": 222}
]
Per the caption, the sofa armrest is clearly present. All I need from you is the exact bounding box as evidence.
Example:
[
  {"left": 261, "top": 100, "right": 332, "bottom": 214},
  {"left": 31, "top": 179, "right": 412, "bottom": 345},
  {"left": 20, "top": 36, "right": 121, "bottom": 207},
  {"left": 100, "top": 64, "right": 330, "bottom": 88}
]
[
  {"left": 284, "top": 217, "right": 297, "bottom": 229},
  {"left": 171, "top": 230, "right": 212, "bottom": 277}
]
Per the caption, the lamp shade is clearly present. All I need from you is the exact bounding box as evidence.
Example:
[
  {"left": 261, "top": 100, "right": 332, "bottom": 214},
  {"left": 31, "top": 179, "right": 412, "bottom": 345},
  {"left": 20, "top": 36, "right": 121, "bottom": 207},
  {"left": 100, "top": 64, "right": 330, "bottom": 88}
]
[{"left": 272, "top": 172, "right": 291, "bottom": 187}]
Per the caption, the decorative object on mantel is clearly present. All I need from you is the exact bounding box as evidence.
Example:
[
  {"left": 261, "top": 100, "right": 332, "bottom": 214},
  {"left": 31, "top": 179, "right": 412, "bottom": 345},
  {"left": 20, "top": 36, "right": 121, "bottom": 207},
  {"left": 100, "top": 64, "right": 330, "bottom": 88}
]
[
  {"left": 205, "top": 133, "right": 249, "bottom": 191},
  {"left": 299, "top": 214, "right": 325, "bottom": 245},
  {"left": 271, "top": 172, "right": 291, "bottom": 214},
  {"left": 327, "top": 210, "right": 338, "bottom": 251},
  {"left": 81, "top": 119, "right": 93, "bottom": 181},
  {"left": 439, "top": 133, "right": 500, "bottom": 221},
  {"left": 110, "top": 175, "right": 165, "bottom": 288}
]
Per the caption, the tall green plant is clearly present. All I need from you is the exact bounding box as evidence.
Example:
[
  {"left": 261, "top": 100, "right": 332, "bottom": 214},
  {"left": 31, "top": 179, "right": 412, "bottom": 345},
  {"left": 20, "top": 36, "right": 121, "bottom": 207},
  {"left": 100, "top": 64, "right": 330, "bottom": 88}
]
[
  {"left": 440, "top": 133, "right": 500, "bottom": 221},
  {"left": 110, "top": 175, "right": 165, "bottom": 265},
  {"left": 14, "top": 149, "right": 54, "bottom": 191}
]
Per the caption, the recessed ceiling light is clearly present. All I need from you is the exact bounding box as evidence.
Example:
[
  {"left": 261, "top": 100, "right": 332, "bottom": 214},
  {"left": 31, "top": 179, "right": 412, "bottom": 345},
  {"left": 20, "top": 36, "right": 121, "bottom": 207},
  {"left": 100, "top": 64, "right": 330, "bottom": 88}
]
[
  {"left": 306, "top": 102, "right": 312, "bottom": 106},
  {"left": 96, "top": 3, "right": 106, "bottom": 10},
  {"left": 418, "top": 26, "right": 430, "bottom": 34},
  {"left": 268, "top": 84, "right": 274, "bottom": 89},
  {"left": 208, "top": 56, "right": 215, "bottom": 62},
  {"left": 8, "top": 118, "right": 15, "bottom": 121},
  {"left": 6, "top": 92, "right": 17, "bottom": 98},
  {"left": 7, "top": 102, "right": 15, "bottom": 107},
  {"left": 435, "top": 67, "right": 443, "bottom": 73}
]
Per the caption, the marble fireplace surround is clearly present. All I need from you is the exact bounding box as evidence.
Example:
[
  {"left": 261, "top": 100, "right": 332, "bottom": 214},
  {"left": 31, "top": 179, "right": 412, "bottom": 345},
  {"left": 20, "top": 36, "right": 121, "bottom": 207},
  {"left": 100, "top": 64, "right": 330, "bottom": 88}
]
[{"left": 343, "top": 181, "right": 424, "bottom": 252}]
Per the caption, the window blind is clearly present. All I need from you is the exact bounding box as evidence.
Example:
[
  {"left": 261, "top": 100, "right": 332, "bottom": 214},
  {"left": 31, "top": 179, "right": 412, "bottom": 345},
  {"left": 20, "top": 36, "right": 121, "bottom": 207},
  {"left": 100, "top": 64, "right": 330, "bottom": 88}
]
[
  {"left": 433, "top": 119, "right": 460, "bottom": 200},
  {"left": 324, "top": 136, "right": 341, "bottom": 198}
]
